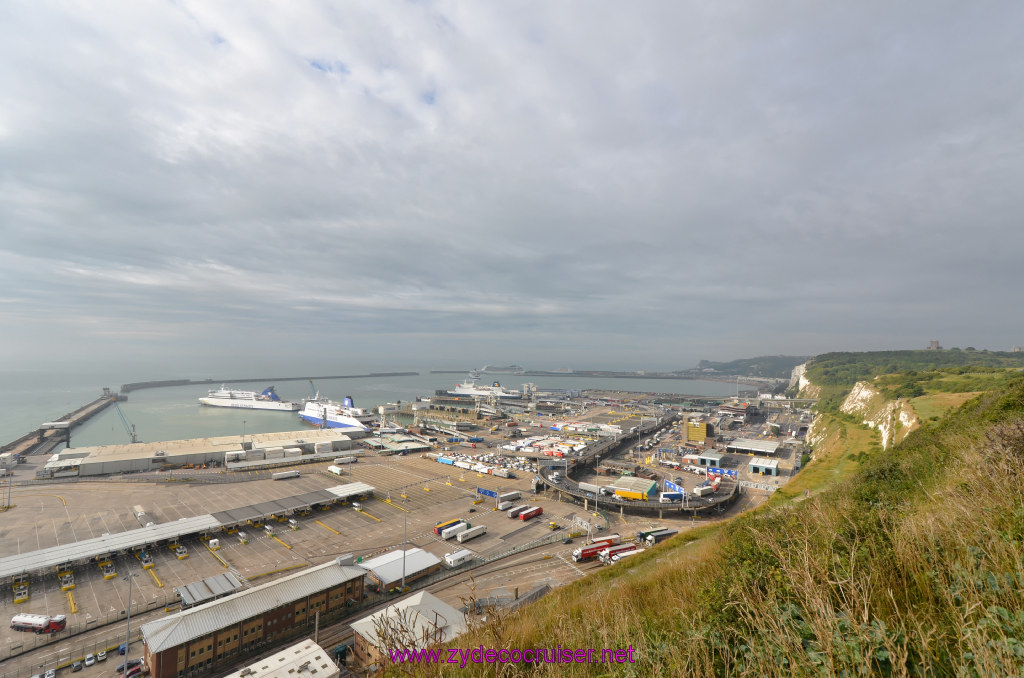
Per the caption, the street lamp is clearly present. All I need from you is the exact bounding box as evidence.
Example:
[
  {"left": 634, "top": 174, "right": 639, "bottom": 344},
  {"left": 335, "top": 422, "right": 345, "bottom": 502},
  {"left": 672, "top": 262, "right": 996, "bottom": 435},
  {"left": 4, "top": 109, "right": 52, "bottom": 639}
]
[{"left": 122, "top": 571, "right": 138, "bottom": 668}]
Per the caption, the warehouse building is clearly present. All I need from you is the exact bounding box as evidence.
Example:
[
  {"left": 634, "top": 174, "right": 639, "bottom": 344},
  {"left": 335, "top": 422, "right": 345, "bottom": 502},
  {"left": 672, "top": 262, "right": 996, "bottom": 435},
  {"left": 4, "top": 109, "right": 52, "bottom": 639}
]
[
  {"left": 607, "top": 476, "right": 658, "bottom": 499},
  {"left": 697, "top": 451, "right": 724, "bottom": 468},
  {"left": 685, "top": 418, "right": 712, "bottom": 443},
  {"left": 360, "top": 548, "right": 443, "bottom": 592},
  {"left": 36, "top": 429, "right": 357, "bottom": 478},
  {"left": 726, "top": 439, "right": 781, "bottom": 456},
  {"left": 749, "top": 457, "right": 780, "bottom": 476},
  {"left": 140, "top": 557, "right": 365, "bottom": 678},
  {"left": 350, "top": 591, "right": 466, "bottom": 668}
]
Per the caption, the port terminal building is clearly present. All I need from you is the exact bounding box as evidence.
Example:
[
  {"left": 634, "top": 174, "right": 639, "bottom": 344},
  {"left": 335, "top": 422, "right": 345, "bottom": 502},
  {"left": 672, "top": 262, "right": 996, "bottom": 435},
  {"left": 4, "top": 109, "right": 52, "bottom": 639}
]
[{"left": 35, "top": 430, "right": 360, "bottom": 479}]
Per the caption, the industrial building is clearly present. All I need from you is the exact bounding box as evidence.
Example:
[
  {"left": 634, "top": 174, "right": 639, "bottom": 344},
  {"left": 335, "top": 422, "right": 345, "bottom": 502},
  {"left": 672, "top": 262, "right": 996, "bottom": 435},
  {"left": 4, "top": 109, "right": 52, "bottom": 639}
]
[
  {"left": 360, "top": 548, "right": 443, "bottom": 591},
  {"left": 749, "top": 457, "right": 780, "bottom": 476},
  {"left": 35, "top": 429, "right": 358, "bottom": 478},
  {"left": 350, "top": 591, "right": 466, "bottom": 668},
  {"left": 607, "top": 476, "right": 658, "bottom": 499},
  {"left": 726, "top": 439, "right": 781, "bottom": 456},
  {"left": 140, "top": 557, "right": 365, "bottom": 678},
  {"left": 685, "top": 418, "right": 712, "bottom": 443},
  {"left": 697, "top": 451, "right": 724, "bottom": 467},
  {"left": 221, "top": 640, "right": 340, "bottom": 678}
]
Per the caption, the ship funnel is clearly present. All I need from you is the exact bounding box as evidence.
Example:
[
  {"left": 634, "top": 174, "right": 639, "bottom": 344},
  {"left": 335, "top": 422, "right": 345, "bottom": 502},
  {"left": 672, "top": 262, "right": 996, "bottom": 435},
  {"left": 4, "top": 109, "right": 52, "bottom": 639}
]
[
  {"left": 343, "top": 396, "right": 354, "bottom": 408},
  {"left": 261, "top": 386, "right": 281, "bottom": 401}
]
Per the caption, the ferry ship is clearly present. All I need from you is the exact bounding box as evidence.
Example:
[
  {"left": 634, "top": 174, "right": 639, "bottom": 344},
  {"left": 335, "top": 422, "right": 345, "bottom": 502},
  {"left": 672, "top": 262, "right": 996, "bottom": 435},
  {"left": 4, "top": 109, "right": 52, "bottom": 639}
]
[
  {"left": 449, "top": 377, "right": 521, "bottom": 399},
  {"left": 198, "top": 386, "right": 300, "bottom": 411},
  {"left": 298, "top": 394, "right": 374, "bottom": 431}
]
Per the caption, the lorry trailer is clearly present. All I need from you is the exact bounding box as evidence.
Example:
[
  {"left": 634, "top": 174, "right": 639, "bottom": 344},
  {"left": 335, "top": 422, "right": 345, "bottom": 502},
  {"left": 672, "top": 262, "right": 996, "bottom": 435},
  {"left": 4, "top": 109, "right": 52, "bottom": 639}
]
[
  {"left": 518, "top": 506, "right": 544, "bottom": 521},
  {"left": 434, "top": 519, "right": 462, "bottom": 535},
  {"left": 659, "top": 492, "right": 683, "bottom": 503},
  {"left": 645, "top": 529, "right": 679, "bottom": 546},
  {"left": 498, "top": 491, "right": 521, "bottom": 502},
  {"left": 507, "top": 505, "right": 529, "bottom": 519},
  {"left": 271, "top": 470, "right": 301, "bottom": 480},
  {"left": 441, "top": 522, "right": 469, "bottom": 540},
  {"left": 598, "top": 543, "right": 637, "bottom": 564},
  {"left": 11, "top": 614, "right": 67, "bottom": 634},
  {"left": 570, "top": 535, "right": 622, "bottom": 562},
  {"left": 610, "top": 548, "right": 645, "bottom": 563},
  {"left": 456, "top": 524, "right": 487, "bottom": 543}
]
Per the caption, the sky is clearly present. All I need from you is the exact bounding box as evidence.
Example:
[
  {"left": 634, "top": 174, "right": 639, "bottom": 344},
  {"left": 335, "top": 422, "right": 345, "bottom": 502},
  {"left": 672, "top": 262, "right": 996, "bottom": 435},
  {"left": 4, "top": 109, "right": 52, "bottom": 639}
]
[{"left": 2, "top": 1, "right": 1023, "bottom": 376}]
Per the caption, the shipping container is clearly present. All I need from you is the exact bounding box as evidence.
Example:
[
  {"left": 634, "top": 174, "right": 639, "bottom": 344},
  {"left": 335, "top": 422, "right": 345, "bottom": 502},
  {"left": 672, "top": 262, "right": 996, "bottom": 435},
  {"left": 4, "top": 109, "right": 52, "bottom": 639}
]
[
  {"left": 441, "top": 522, "right": 469, "bottom": 540},
  {"left": 271, "top": 470, "right": 300, "bottom": 480},
  {"left": 438, "top": 457, "right": 456, "bottom": 465},
  {"left": 456, "top": 524, "right": 487, "bottom": 543},
  {"left": 519, "top": 506, "right": 543, "bottom": 521}
]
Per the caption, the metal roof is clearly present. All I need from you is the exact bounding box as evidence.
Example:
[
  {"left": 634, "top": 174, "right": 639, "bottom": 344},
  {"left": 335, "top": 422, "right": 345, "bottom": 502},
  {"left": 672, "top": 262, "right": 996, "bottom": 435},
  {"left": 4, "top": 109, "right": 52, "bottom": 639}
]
[
  {"left": 141, "top": 559, "right": 365, "bottom": 653},
  {"left": 727, "top": 439, "right": 781, "bottom": 455},
  {"left": 0, "top": 515, "right": 221, "bottom": 579},
  {"left": 749, "top": 457, "right": 780, "bottom": 469},
  {"left": 209, "top": 489, "right": 353, "bottom": 526},
  {"left": 350, "top": 591, "right": 466, "bottom": 650},
  {"left": 176, "top": 572, "right": 243, "bottom": 608},
  {"left": 360, "top": 548, "right": 441, "bottom": 587},
  {"left": 325, "top": 482, "right": 376, "bottom": 499}
]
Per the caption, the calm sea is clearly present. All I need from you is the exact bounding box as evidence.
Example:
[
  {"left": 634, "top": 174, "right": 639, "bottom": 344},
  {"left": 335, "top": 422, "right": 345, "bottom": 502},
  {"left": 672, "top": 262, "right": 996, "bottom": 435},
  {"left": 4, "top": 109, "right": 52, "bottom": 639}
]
[{"left": 0, "top": 370, "right": 740, "bottom": 448}]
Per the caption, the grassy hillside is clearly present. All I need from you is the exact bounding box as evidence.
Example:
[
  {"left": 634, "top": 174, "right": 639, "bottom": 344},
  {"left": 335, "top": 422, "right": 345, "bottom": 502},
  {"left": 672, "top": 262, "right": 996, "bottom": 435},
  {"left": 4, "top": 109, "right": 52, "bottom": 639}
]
[
  {"left": 693, "top": 355, "right": 810, "bottom": 379},
  {"left": 383, "top": 376, "right": 1024, "bottom": 677}
]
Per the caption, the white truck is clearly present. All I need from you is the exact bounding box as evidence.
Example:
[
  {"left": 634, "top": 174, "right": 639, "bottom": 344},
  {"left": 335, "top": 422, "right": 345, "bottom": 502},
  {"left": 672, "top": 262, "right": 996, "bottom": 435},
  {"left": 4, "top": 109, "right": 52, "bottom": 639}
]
[{"left": 456, "top": 524, "right": 487, "bottom": 543}]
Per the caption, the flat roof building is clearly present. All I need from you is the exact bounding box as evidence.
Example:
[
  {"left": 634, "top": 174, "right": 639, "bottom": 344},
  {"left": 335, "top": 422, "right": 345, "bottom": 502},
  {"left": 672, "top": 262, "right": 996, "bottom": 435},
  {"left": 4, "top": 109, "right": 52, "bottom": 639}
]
[
  {"left": 749, "top": 457, "right": 780, "bottom": 476},
  {"left": 220, "top": 640, "right": 340, "bottom": 678},
  {"left": 727, "top": 439, "right": 781, "bottom": 456}
]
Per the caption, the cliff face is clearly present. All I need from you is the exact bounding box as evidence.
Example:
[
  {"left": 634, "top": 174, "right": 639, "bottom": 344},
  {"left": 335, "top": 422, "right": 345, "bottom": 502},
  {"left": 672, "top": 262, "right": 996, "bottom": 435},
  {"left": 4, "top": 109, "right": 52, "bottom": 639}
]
[{"left": 839, "top": 380, "right": 919, "bottom": 449}]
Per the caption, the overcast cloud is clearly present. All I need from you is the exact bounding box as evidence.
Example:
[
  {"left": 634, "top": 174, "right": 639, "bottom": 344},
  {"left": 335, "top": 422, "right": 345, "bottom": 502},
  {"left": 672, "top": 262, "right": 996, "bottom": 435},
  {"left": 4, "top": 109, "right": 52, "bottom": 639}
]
[{"left": 1, "top": 1, "right": 1022, "bottom": 374}]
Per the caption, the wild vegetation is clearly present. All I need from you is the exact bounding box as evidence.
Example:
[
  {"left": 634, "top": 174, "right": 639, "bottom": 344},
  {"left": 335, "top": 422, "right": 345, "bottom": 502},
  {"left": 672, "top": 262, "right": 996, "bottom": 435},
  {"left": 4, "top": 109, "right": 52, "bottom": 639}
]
[
  {"left": 382, "top": 373, "right": 1024, "bottom": 678},
  {"left": 804, "top": 350, "right": 1024, "bottom": 390},
  {"left": 692, "top": 355, "right": 811, "bottom": 379}
]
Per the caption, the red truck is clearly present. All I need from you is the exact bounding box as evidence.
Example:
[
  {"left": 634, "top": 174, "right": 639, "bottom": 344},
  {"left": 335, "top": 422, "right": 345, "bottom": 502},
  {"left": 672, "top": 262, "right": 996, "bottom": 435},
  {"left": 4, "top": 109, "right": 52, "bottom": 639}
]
[
  {"left": 11, "top": 614, "right": 67, "bottom": 634},
  {"left": 570, "top": 535, "right": 622, "bottom": 562},
  {"left": 518, "top": 506, "right": 543, "bottom": 521},
  {"left": 598, "top": 543, "right": 637, "bottom": 564}
]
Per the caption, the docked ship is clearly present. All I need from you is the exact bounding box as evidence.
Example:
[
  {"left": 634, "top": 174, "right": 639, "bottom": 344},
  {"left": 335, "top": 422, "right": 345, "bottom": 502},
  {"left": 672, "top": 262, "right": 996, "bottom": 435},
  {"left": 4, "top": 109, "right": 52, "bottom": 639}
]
[
  {"left": 298, "top": 393, "right": 374, "bottom": 431},
  {"left": 448, "top": 377, "right": 521, "bottom": 399},
  {"left": 198, "top": 386, "right": 300, "bottom": 411}
]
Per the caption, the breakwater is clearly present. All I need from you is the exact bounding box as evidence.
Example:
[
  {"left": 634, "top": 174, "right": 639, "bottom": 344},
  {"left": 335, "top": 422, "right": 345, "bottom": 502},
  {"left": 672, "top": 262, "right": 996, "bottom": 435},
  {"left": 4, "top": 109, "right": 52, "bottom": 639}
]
[{"left": 120, "top": 372, "right": 419, "bottom": 393}]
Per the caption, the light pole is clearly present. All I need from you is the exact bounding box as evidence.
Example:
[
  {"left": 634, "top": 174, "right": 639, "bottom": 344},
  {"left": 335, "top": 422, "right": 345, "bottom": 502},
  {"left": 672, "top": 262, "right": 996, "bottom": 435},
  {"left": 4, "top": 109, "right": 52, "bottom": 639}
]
[
  {"left": 122, "top": 571, "right": 138, "bottom": 666},
  {"left": 242, "top": 419, "right": 247, "bottom": 444}
]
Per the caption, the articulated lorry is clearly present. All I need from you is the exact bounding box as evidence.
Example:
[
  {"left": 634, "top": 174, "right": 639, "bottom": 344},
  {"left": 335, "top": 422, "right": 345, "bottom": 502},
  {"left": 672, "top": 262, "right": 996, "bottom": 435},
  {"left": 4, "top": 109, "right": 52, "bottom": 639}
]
[
  {"left": 11, "top": 614, "right": 66, "bottom": 634},
  {"left": 571, "top": 534, "right": 622, "bottom": 562}
]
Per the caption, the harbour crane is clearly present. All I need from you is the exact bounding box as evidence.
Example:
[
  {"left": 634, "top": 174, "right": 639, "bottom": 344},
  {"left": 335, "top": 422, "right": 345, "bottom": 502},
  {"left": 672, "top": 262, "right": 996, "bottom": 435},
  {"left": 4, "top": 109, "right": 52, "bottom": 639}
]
[{"left": 113, "top": 401, "right": 140, "bottom": 443}]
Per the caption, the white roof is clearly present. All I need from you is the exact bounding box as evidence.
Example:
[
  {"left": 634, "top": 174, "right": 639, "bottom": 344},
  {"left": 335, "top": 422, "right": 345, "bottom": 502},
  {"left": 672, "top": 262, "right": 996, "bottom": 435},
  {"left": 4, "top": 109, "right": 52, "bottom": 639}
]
[
  {"left": 0, "top": 515, "right": 221, "bottom": 579},
  {"left": 350, "top": 591, "right": 467, "bottom": 651},
  {"left": 360, "top": 548, "right": 442, "bottom": 587},
  {"left": 141, "top": 558, "right": 365, "bottom": 653},
  {"left": 326, "top": 482, "right": 376, "bottom": 499},
  {"left": 749, "top": 457, "right": 780, "bottom": 469},
  {"left": 728, "top": 439, "right": 781, "bottom": 454},
  {"left": 221, "top": 640, "right": 339, "bottom": 678}
]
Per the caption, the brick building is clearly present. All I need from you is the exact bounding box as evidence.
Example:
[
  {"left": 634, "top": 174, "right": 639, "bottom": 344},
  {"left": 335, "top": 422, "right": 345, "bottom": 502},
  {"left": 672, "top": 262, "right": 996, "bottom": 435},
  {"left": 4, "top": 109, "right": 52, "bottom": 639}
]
[{"left": 140, "top": 557, "right": 364, "bottom": 678}]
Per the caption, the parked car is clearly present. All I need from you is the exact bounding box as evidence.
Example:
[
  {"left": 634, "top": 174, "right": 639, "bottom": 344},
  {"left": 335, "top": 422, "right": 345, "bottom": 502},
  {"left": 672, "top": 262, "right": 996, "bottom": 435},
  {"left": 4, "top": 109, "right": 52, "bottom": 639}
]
[
  {"left": 85, "top": 653, "right": 96, "bottom": 666},
  {"left": 116, "top": 659, "right": 142, "bottom": 674},
  {"left": 43, "top": 671, "right": 55, "bottom": 678},
  {"left": 71, "top": 661, "right": 83, "bottom": 672},
  {"left": 97, "top": 650, "right": 107, "bottom": 662}
]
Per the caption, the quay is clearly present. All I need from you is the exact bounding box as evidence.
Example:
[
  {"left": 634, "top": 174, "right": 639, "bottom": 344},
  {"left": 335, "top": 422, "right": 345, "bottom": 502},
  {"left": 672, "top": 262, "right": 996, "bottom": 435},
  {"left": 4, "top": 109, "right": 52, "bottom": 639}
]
[{"left": 0, "top": 388, "right": 122, "bottom": 457}]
